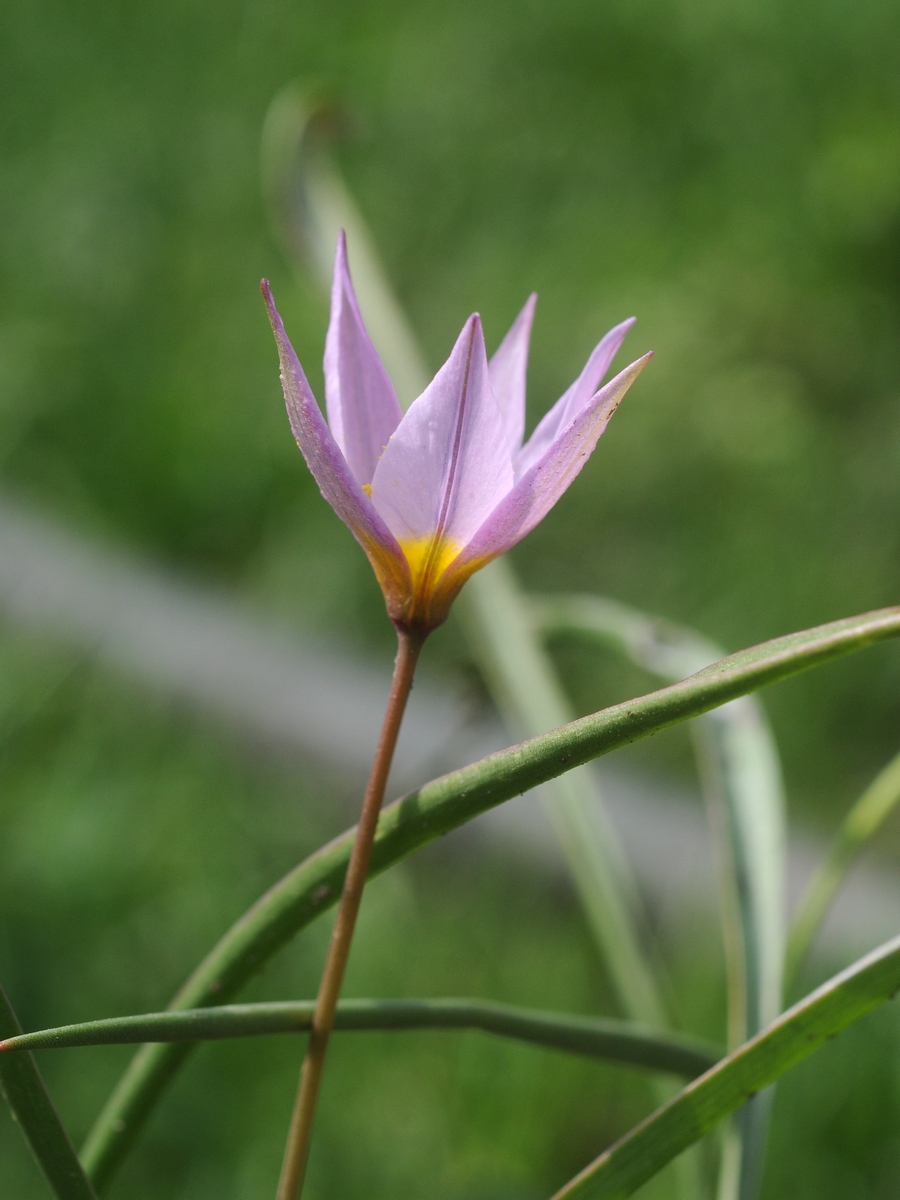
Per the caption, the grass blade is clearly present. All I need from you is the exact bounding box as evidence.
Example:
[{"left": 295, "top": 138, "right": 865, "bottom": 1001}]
[
  {"left": 80, "top": 605, "right": 900, "bottom": 1189},
  {"left": 787, "top": 746, "right": 900, "bottom": 986},
  {"left": 2, "top": 999, "right": 720, "bottom": 1079},
  {"left": 551, "top": 932, "right": 900, "bottom": 1199},
  {"left": 0, "top": 984, "right": 98, "bottom": 1200}
]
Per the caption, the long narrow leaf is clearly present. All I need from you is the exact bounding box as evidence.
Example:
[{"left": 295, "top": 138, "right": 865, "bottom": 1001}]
[
  {"left": 551, "top": 931, "right": 900, "bottom": 1199},
  {"left": 787, "top": 746, "right": 900, "bottom": 985},
  {"left": 534, "top": 595, "right": 787, "bottom": 1198},
  {"left": 80, "top": 605, "right": 900, "bottom": 1189},
  {"left": 2, "top": 999, "right": 719, "bottom": 1079},
  {"left": 0, "top": 984, "right": 98, "bottom": 1200}
]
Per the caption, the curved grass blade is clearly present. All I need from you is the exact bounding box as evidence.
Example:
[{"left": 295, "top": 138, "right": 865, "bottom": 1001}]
[
  {"left": 534, "top": 595, "right": 787, "bottom": 1198},
  {"left": 551, "top": 931, "right": 900, "bottom": 1199},
  {"left": 2, "top": 999, "right": 720, "bottom": 1080},
  {"left": 787, "top": 746, "right": 900, "bottom": 987},
  {"left": 0, "top": 984, "right": 98, "bottom": 1200},
  {"left": 262, "top": 83, "right": 667, "bottom": 1034},
  {"left": 80, "top": 605, "right": 900, "bottom": 1189}
]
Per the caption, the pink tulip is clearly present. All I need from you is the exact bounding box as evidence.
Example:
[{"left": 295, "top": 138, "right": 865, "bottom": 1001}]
[{"left": 262, "top": 233, "right": 651, "bottom": 635}]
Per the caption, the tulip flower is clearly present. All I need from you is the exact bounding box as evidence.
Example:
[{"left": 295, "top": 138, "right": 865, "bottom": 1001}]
[
  {"left": 262, "top": 235, "right": 653, "bottom": 1200},
  {"left": 261, "top": 234, "right": 650, "bottom": 636}
]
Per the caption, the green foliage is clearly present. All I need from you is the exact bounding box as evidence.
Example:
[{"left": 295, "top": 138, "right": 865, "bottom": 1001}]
[
  {"left": 553, "top": 933, "right": 900, "bottom": 1199},
  {"left": 1, "top": 998, "right": 719, "bottom": 1079},
  {"left": 77, "top": 605, "right": 900, "bottom": 1191}
]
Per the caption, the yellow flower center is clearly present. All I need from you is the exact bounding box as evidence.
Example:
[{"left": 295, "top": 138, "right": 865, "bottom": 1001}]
[{"left": 399, "top": 535, "right": 464, "bottom": 593}]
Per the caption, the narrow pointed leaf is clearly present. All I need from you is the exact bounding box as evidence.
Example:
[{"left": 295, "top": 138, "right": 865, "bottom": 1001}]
[
  {"left": 787, "top": 746, "right": 900, "bottom": 985},
  {"left": 2, "top": 999, "right": 719, "bottom": 1080},
  {"left": 550, "top": 932, "right": 900, "bottom": 1200},
  {"left": 81, "top": 605, "right": 900, "bottom": 1190}
]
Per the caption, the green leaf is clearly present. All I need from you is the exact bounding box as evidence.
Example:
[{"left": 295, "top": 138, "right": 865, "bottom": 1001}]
[
  {"left": 550, "top": 932, "right": 900, "bottom": 1199},
  {"left": 1, "top": 998, "right": 720, "bottom": 1079},
  {"left": 80, "top": 605, "right": 900, "bottom": 1190},
  {"left": 0, "top": 984, "right": 98, "bottom": 1200},
  {"left": 787, "top": 746, "right": 900, "bottom": 986}
]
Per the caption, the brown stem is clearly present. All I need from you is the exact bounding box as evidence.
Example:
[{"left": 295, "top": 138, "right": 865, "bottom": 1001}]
[{"left": 275, "top": 628, "right": 425, "bottom": 1200}]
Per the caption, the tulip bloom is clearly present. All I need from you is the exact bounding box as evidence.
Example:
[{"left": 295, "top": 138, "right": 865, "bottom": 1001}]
[{"left": 262, "top": 234, "right": 650, "bottom": 635}]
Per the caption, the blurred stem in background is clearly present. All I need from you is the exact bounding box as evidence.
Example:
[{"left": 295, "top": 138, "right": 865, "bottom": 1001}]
[
  {"left": 260, "top": 83, "right": 787, "bottom": 1200},
  {"left": 532, "top": 595, "right": 786, "bottom": 1200},
  {"left": 786, "top": 746, "right": 900, "bottom": 992}
]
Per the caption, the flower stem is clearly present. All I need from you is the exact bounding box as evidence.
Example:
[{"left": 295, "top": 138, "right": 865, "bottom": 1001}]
[{"left": 275, "top": 627, "right": 425, "bottom": 1200}]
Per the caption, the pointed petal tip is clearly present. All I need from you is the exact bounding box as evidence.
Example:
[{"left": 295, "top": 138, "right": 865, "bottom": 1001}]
[
  {"left": 458, "top": 312, "right": 485, "bottom": 343},
  {"left": 609, "top": 315, "right": 637, "bottom": 338},
  {"left": 260, "top": 279, "right": 281, "bottom": 326},
  {"left": 517, "top": 292, "right": 538, "bottom": 325},
  {"left": 618, "top": 348, "right": 653, "bottom": 382}
]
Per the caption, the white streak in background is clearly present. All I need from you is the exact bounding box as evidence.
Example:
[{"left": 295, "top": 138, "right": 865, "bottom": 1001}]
[{"left": 0, "top": 493, "right": 894, "bottom": 965}]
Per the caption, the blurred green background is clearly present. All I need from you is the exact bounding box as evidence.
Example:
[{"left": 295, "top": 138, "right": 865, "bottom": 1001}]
[{"left": 3, "top": 0, "right": 900, "bottom": 1196}]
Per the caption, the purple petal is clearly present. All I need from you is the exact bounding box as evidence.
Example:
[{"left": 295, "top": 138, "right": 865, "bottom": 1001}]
[
  {"left": 488, "top": 293, "right": 537, "bottom": 454},
  {"left": 515, "top": 317, "right": 636, "bottom": 478},
  {"left": 456, "top": 352, "right": 652, "bottom": 566},
  {"left": 261, "top": 280, "right": 410, "bottom": 596},
  {"left": 370, "top": 314, "right": 514, "bottom": 549},
  {"left": 324, "top": 232, "right": 403, "bottom": 486}
]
